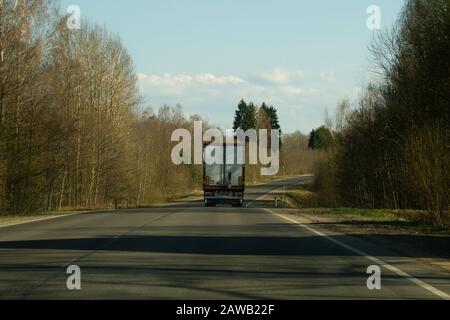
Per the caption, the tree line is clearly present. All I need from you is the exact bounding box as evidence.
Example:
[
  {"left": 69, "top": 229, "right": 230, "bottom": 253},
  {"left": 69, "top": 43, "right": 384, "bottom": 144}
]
[
  {"left": 311, "top": 0, "right": 449, "bottom": 227},
  {"left": 233, "top": 99, "right": 281, "bottom": 132},
  {"left": 1, "top": 0, "right": 354, "bottom": 215},
  {"left": 0, "top": 0, "right": 203, "bottom": 214}
]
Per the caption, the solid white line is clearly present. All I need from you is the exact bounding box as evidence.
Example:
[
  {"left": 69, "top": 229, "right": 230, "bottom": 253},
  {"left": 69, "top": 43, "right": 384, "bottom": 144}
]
[{"left": 264, "top": 208, "right": 450, "bottom": 300}]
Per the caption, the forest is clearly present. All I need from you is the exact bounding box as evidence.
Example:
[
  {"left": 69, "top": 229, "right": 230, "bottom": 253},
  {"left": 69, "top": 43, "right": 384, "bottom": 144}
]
[
  {"left": 311, "top": 0, "right": 449, "bottom": 227},
  {"left": 0, "top": 0, "right": 208, "bottom": 213},
  {"left": 0, "top": 0, "right": 314, "bottom": 215}
]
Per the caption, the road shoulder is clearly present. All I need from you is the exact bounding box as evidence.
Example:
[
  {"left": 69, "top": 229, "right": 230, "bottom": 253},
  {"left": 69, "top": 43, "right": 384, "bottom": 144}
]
[
  {"left": 264, "top": 207, "right": 450, "bottom": 300},
  {"left": 278, "top": 208, "right": 450, "bottom": 274},
  {"left": 0, "top": 210, "right": 104, "bottom": 229}
]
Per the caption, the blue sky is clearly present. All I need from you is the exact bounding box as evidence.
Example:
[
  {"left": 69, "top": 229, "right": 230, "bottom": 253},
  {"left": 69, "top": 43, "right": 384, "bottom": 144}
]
[{"left": 61, "top": 0, "right": 405, "bottom": 133}]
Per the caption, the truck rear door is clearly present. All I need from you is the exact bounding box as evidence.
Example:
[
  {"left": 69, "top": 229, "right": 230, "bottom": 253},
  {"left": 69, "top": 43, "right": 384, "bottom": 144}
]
[
  {"left": 204, "top": 144, "right": 224, "bottom": 187},
  {"left": 224, "top": 145, "right": 244, "bottom": 187}
]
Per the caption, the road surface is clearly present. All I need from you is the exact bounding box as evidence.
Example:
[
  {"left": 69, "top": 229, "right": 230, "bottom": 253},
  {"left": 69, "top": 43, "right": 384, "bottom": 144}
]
[{"left": 0, "top": 176, "right": 449, "bottom": 299}]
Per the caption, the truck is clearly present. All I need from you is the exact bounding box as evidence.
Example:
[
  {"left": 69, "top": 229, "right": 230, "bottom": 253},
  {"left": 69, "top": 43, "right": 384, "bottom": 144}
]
[{"left": 203, "top": 142, "right": 245, "bottom": 207}]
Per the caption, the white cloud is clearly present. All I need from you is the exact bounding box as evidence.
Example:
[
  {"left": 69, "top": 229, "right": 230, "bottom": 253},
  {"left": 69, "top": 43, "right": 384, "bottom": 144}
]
[
  {"left": 137, "top": 73, "right": 245, "bottom": 97},
  {"left": 255, "top": 68, "right": 306, "bottom": 85},
  {"left": 138, "top": 69, "right": 318, "bottom": 103},
  {"left": 282, "top": 86, "right": 320, "bottom": 96},
  {"left": 195, "top": 73, "right": 244, "bottom": 85}
]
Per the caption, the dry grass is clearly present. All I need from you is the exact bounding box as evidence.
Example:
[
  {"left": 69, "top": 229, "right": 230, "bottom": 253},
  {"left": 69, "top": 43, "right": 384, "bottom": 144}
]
[{"left": 284, "top": 184, "right": 449, "bottom": 233}]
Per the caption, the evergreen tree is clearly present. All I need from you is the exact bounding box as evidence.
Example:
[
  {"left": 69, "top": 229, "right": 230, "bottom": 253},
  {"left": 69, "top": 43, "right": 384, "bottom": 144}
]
[
  {"left": 242, "top": 102, "right": 257, "bottom": 130},
  {"left": 260, "top": 103, "right": 281, "bottom": 131},
  {"left": 233, "top": 99, "right": 247, "bottom": 130},
  {"left": 308, "top": 130, "right": 317, "bottom": 149},
  {"left": 308, "top": 126, "right": 334, "bottom": 150},
  {"left": 268, "top": 106, "right": 281, "bottom": 131},
  {"left": 233, "top": 100, "right": 279, "bottom": 133}
]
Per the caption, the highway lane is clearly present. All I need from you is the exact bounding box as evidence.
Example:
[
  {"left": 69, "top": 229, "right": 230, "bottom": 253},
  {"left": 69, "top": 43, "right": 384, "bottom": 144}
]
[{"left": 0, "top": 176, "right": 449, "bottom": 299}]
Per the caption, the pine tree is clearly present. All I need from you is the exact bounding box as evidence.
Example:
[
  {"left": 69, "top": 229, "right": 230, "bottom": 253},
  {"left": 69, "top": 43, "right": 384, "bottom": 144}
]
[
  {"left": 268, "top": 106, "right": 281, "bottom": 131},
  {"left": 242, "top": 102, "right": 257, "bottom": 130},
  {"left": 308, "top": 130, "right": 317, "bottom": 149},
  {"left": 308, "top": 126, "right": 334, "bottom": 150},
  {"left": 233, "top": 99, "right": 247, "bottom": 130}
]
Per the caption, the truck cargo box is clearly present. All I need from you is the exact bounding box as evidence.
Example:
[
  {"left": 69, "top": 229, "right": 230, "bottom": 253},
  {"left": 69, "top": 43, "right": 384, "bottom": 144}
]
[{"left": 203, "top": 143, "right": 245, "bottom": 207}]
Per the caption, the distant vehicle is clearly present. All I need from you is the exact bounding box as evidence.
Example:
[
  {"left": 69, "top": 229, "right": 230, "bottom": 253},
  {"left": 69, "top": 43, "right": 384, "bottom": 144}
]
[{"left": 203, "top": 142, "right": 245, "bottom": 207}]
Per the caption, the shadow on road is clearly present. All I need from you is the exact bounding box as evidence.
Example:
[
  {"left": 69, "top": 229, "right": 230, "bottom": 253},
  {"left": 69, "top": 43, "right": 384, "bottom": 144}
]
[
  {"left": 308, "top": 221, "right": 450, "bottom": 260},
  {"left": 0, "top": 233, "right": 448, "bottom": 259},
  {"left": 129, "top": 199, "right": 287, "bottom": 210}
]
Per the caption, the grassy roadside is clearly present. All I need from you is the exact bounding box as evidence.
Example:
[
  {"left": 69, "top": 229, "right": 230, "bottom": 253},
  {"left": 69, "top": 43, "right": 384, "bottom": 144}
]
[
  {"left": 0, "top": 209, "right": 99, "bottom": 227},
  {"left": 0, "top": 189, "right": 206, "bottom": 227},
  {"left": 283, "top": 184, "right": 449, "bottom": 233},
  {"left": 280, "top": 183, "right": 450, "bottom": 272}
]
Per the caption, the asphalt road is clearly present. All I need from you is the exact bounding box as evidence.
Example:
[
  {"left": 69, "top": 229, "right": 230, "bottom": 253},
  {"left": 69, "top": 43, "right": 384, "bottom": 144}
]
[{"left": 0, "top": 176, "right": 449, "bottom": 300}]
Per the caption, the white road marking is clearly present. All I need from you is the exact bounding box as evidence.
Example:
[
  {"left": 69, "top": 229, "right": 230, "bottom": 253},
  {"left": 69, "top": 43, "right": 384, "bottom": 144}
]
[{"left": 264, "top": 208, "right": 450, "bottom": 300}]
